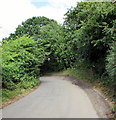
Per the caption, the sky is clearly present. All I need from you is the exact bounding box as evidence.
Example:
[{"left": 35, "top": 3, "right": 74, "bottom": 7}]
[{"left": 0, "top": 0, "right": 82, "bottom": 40}]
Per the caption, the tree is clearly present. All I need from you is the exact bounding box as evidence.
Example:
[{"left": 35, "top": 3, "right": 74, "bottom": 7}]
[
  {"left": 39, "top": 22, "right": 66, "bottom": 72},
  {"left": 3, "top": 16, "right": 56, "bottom": 41},
  {"left": 64, "top": 2, "right": 116, "bottom": 75}
]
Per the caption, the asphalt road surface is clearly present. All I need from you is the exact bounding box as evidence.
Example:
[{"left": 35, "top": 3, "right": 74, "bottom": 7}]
[{"left": 2, "top": 76, "right": 99, "bottom": 118}]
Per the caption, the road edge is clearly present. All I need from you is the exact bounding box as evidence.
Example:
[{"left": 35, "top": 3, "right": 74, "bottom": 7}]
[
  {"left": 1, "top": 82, "right": 41, "bottom": 109},
  {"left": 47, "top": 74, "right": 114, "bottom": 119}
]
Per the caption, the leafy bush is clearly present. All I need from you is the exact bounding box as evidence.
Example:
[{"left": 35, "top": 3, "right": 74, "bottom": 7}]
[
  {"left": 17, "top": 77, "right": 40, "bottom": 89},
  {"left": 2, "top": 35, "right": 45, "bottom": 90}
]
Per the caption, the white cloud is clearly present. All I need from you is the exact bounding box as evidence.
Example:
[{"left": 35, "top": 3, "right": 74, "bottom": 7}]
[
  {"left": 48, "top": 0, "right": 78, "bottom": 8},
  {"left": 0, "top": 0, "right": 80, "bottom": 40},
  {"left": 0, "top": 0, "right": 37, "bottom": 40}
]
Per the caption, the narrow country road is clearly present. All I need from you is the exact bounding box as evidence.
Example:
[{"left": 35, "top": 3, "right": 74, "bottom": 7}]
[{"left": 2, "top": 76, "right": 99, "bottom": 118}]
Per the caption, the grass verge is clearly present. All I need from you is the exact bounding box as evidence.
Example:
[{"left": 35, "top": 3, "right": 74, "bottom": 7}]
[{"left": 1, "top": 79, "right": 40, "bottom": 108}]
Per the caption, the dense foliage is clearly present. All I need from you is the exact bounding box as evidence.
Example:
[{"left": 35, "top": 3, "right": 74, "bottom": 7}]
[
  {"left": 63, "top": 2, "right": 116, "bottom": 85},
  {"left": 1, "top": 2, "right": 115, "bottom": 106},
  {"left": 39, "top": 22, "right": 67, "bottom": 73},
  {"left": 2, "top": 35, "right": 45, "bottom": 90}
]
